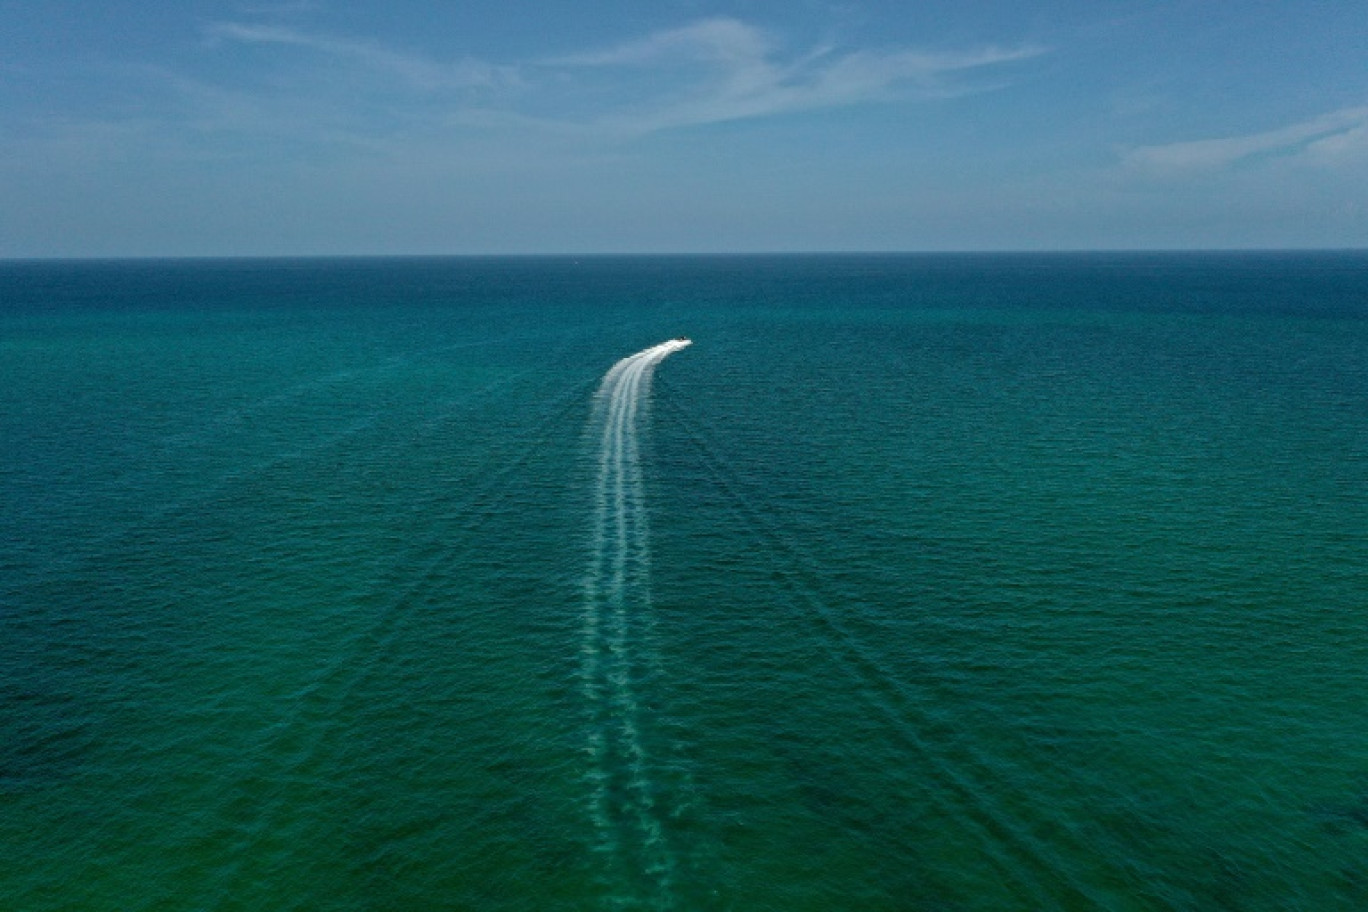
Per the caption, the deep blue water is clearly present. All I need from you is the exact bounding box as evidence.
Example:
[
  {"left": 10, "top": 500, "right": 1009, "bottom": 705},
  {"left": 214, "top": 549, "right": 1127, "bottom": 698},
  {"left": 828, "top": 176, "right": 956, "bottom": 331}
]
[{"left": 3, "top": 253, "right": 1367, "bottom": 910}]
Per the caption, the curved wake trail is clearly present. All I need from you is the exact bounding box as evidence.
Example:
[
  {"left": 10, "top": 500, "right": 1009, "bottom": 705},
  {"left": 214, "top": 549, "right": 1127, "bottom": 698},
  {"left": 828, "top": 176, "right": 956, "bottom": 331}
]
[{"left": 582, "top": 339, "right": 690, "bottom": 909}]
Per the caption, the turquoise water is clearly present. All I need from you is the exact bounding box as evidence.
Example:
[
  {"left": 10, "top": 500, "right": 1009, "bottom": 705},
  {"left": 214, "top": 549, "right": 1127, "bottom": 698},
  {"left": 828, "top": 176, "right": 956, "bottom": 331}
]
[{"left": 3, "top": 254, "right": 1367, "bottom": 910}]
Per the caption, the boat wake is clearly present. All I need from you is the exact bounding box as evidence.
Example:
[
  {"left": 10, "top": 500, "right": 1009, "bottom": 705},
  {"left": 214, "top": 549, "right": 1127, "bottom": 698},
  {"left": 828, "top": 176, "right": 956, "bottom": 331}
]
[{"left": 581, "top": 339, "right": 690, "bottom": 908}]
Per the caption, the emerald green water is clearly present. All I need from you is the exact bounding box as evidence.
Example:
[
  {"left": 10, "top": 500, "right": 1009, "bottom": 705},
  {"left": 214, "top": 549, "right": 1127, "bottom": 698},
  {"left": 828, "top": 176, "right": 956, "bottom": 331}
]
[{"left": 3, "top": 254, "right": 1367, "bottom": 909}]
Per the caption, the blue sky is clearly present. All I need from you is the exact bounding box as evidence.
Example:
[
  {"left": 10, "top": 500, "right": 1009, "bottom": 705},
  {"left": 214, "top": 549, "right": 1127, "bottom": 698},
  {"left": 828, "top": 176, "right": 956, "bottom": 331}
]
[{"left": 2, "top": 1, "right": 1366, "bottom": 256}]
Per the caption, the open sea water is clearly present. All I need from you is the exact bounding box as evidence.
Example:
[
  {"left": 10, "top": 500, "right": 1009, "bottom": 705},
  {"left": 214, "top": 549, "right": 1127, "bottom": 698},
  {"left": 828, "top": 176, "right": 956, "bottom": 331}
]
[{"left": 2, "top": 253, "right": 1367, "bottom": 911}]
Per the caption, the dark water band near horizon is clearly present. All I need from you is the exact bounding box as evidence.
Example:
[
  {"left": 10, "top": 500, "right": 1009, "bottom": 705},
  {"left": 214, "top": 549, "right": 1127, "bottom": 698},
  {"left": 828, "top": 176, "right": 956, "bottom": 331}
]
[{"left": 3, "top": 253, "right": 1367, "bottom": 910}]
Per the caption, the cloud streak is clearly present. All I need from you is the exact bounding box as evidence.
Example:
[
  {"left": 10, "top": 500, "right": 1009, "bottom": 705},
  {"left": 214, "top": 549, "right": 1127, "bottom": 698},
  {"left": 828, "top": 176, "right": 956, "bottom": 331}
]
[
  {"left": 203, "top": 17, "right": 1042, "bottom": 136},
  {"left": 206, "top": 22, "right": 518, "bottom": 91},
  {"left": 550, "top": 18, "right": 1044, "bottom": 132},
  {"left": 550, "top": 18, "right": 774, "bottom": 68},
  {"left": 1125, "top": 106, "right": 1368, "bottom": 172}
]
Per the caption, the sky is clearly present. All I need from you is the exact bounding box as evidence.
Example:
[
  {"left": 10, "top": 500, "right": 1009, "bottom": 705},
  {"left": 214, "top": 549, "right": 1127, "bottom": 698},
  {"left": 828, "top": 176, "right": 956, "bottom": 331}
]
[{"left": 2, "top": 1, "right": 1367, "bottom": 256}]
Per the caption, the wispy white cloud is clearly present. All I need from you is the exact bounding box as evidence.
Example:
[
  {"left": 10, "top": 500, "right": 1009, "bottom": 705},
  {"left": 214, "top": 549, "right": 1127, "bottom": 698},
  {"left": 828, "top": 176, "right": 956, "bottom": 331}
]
[
  {"left": 549, "top": 18, "right": 775, "bottom": 68},
  {"left": 203, "top": 17, "right": 1041, "bottom": 136},
  {"left": 206, "top": 21, "right": 519, "bottom": 91},
  {"left": 1124, "top": 106, "right": 1368, "bottom": 173},
  {"left": 549, "top": 18, "right": 1044, "bottom": 132},
  {"left": 1304, "top": 122, "right": 1368, "bottom": 164}
]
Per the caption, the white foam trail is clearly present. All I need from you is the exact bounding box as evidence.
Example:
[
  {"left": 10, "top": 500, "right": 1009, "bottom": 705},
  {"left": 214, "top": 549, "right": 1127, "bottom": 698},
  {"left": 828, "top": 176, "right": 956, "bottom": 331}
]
[{"left": 581, "top": 339, "right": 690, "bottom": 907}]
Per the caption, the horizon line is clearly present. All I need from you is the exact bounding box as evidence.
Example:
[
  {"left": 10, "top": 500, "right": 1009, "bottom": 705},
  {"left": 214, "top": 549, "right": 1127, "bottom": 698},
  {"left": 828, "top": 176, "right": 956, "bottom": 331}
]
[{"left": 4, "top": 247, "right": 1368, "bottom": 264}]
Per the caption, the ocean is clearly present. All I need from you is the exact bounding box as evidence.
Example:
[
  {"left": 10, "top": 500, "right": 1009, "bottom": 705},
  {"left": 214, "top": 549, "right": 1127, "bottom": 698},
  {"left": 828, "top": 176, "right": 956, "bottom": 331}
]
[{"left": 2, "top": 253, "right": 1367, "bottom": 910}]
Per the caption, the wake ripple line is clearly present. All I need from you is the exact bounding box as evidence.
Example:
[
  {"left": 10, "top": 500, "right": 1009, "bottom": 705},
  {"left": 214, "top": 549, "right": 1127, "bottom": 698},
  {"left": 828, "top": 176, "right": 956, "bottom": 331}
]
[
  {"left": 199, "top": 378, "right": 597, "bottom": 907},
  {"left": 658, "top": 393, "right": 1124, "bottom": 908}
]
